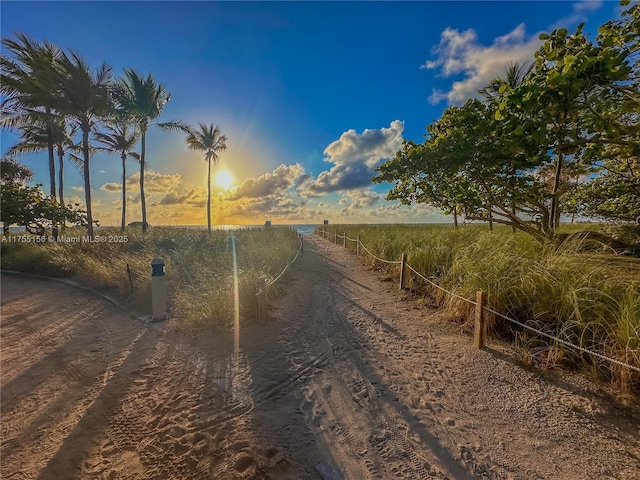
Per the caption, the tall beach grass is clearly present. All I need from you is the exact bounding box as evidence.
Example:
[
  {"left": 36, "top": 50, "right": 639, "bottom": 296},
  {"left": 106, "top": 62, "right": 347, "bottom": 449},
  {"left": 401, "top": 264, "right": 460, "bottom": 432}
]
[
  {"left": 318, "top": 224, "right": 640, "bottom": 394},
  {"left": 1, "top": 226, "right": 300, "bottom": 330}
]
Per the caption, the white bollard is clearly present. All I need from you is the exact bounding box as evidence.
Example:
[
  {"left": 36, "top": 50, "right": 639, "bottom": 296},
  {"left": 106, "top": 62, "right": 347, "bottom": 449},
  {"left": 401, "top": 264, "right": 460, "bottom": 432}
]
[{"left": 151, "top": 258, "right": 167, "bottom": 321}]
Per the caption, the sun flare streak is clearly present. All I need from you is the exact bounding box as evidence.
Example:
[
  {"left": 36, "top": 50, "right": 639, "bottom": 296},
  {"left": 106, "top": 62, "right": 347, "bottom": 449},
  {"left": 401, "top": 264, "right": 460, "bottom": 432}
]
[{"left": 231, "top": 232, "right": 240, "bottom": 354}]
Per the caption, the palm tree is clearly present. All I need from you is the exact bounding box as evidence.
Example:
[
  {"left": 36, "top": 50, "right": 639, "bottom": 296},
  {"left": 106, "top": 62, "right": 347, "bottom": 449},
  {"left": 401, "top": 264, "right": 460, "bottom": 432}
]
[
  {"left": 53, "top": 51, "right": 113, "bottom": 238},
  {"left": 185, "top": 124, "right": 228, "bottom": 232},
  {"left": 94, "top": 121, "right": 140, "bottom": 230},
  {"left": 111, "top": 69, "right": 189, "bottom": 233},
  {"left": 478, "top": 62, "right": 533, "bottom": 103},
  {"left": 1, "top": 33, "right": 64, "bottom": 237},
  {"left": 6, "top": 119, "right": 78, "bottom": 208}
]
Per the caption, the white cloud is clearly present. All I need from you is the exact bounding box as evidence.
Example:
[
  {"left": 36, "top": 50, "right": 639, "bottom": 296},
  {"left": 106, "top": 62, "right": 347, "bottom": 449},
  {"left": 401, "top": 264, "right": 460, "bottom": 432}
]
[
  {"left": 550, "top": 0, "right": 603, "bottom": 29},
  {"left": 67, "top": 195, "right": 85, "bottom": 207},
  {"left": 229, "top": 164, "right": 304, "bottom": 200},
  {"left": 302, "top": 120, "right": 404, "bottom": 195},
  {"left": 343, "top": 189, "right": 383, "bottom": 209},
  {"left": 423, "top": 0, "right": 603, "bottom": 105},
  {"left": 423, "top": 23, "right": 540, "bottom": 105},
  {"left": 100, "top": 182, "right": 121, "bottom": 192},
  {"left": 99, "top": 170, "right": 183, "bottom": 195}
]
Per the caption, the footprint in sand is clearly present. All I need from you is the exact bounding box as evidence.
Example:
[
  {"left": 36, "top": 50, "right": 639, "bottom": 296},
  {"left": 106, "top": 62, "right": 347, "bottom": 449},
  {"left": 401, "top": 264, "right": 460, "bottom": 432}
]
[{"left": 234, "top": 453, "right": 255, "bottom": 473}]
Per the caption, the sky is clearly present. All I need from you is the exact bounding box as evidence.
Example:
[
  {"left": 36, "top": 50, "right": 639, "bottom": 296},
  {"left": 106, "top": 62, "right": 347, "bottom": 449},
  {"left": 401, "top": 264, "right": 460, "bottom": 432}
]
[{"left": 0, "top": 0, "right": 624, "bottom": 226}]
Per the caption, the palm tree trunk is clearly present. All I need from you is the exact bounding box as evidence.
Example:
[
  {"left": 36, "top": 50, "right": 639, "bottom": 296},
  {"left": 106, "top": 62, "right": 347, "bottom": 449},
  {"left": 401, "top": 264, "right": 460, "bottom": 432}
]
[
  {"left": 82, "top": 127, "right": 94, "bottom": 239},
  {"left": 46, "top": 108, "right": 58, "bottom": 238},
  {"left": 57, "top": 149, "right": 64, "bottom": 206},
  {"left": 207, "top": 158, "right": 212, "bottom": 232},
  {"left": 57, "top": 147, "right": 65, "bottom": 231},
  {"left": 47, "top": 131, "right": 57, "bottom": 198},
  {"left": 121, "top": 153, "right": 127, "bottom": 231},
  {"left": 140, "top": 129, "right": 147, "bottom": 234},
  {"left": 453, "top": 208, "right": 458, "bottom": 229}
]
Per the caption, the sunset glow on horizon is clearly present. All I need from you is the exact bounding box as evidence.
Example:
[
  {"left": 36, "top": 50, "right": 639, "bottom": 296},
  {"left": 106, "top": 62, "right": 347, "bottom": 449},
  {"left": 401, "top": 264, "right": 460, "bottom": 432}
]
[{"left": 1, "top": 1, "right": 618, "bottom": 227}]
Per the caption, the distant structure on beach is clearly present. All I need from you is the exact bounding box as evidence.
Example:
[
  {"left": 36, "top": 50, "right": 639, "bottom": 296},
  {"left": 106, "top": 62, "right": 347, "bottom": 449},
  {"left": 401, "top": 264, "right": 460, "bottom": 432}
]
[
  {"left": 128, "top": 221, "right": 151, "bottom": 229},
  {"left": 264, "top": 220, "right": 272, "bottom": 228},
  {"left": 323, "top": 220, "right": 329, "bottom": 225}
]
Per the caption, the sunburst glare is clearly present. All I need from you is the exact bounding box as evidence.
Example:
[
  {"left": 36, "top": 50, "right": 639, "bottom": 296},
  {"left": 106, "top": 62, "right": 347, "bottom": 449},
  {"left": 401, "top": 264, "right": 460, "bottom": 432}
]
[{"left": 215, "top": 170, "right": 233, "bottom": 190}]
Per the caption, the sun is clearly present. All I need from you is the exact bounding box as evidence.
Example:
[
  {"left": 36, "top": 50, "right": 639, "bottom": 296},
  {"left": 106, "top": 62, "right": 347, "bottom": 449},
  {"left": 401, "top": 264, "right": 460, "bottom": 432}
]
[{"left": 215, "top": 170, "right": 233, "bottom": 190}]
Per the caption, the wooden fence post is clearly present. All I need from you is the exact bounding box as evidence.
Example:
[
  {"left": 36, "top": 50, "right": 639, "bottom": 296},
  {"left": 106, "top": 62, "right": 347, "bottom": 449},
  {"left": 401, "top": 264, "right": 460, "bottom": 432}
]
[
  {"left": 343, "top": 233, "right": 346, "bottom": 248},
  {"left": 334, "top": 232, "right": 337, "bottom": 244},
  {"left": 474, "top": 290, "right": 487, "bottom": 348},
  {"left": 356, "top": 235, "right": 360, "bottom": 255},
  {"left": 399, "top": 253, "right": 406, "bottom": 290}
]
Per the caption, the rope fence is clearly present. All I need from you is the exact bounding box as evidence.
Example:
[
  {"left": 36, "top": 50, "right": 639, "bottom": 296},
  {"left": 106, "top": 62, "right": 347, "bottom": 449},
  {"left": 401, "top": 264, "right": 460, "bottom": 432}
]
[
  {"left": 358, "top": 241, "right": 403, "bottom": 265},
  {"left": 317, "top": 229, "right": 640, "bottom": 375},
  {"left": 255, "top": 233, "right": 304, "bottom": 321},
  {"left": 406, "top": 264, "right": 477, "bottom": 306}
]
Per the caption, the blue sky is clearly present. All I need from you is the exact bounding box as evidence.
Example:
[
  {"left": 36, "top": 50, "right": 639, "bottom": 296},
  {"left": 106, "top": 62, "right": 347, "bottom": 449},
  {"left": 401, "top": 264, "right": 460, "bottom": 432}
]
[{"left": 0, "top": 1, "right": 622, "bottom": 226}]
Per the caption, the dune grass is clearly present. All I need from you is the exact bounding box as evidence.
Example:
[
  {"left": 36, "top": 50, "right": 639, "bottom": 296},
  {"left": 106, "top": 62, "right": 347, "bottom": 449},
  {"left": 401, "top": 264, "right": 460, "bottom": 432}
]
[
  {"left": 1, "top": 226, "right": 300, "bottom": 330},
  {"left": 318, "top": 224, "right": 640, "bottom": 395}
]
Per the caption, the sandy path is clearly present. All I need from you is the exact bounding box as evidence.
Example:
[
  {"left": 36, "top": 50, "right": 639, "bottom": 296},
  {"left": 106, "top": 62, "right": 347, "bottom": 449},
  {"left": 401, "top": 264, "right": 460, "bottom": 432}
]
[{"left": 1, "top": 234, "right": 639, "bottom": 479}]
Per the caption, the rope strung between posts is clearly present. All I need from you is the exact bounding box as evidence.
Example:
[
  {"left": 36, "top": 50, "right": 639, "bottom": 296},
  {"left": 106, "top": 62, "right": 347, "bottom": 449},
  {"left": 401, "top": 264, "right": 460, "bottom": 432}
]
[
  {"left": 358, "top": 241, "right": 403, "bottom": 265},
  {"left": 317, "top": 229, "right": 640, "bottom": 374},
  {"left": 406, "top": 264, "right": 477, "bottom": 306},
  {"left": 484, "top": 306, "right": 640, "bottom": 373},
  {"left": 257, "top": 235, "right": 303, "bottom": 295}
]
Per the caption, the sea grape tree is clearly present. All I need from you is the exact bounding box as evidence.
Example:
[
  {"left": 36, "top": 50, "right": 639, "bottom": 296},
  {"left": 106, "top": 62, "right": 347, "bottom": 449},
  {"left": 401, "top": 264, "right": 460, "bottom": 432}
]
[{"left": 376, "top": 1, "right": 639, "bottom": 242}]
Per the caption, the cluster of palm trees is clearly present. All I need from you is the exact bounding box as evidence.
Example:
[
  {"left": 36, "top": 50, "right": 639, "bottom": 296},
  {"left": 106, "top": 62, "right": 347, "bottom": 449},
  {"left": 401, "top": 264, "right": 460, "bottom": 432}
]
[{"left": 1, "top": 33, "right": 228, "bottom": 236}]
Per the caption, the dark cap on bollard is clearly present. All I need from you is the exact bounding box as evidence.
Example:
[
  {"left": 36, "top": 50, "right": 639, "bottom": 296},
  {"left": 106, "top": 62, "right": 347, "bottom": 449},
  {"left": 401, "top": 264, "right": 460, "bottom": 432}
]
[{"left": 151, "top": 258, "right": 165, "bottom": 277}]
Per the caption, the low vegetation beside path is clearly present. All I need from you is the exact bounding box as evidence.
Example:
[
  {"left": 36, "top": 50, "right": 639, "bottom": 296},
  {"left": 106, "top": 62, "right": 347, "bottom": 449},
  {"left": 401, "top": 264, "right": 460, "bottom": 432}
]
[
  {"left": 318, "top": 224, "right": 640, "bottom": 396},
  {"left": 1, "top": 226, "right": 300, "bottom": 330}
]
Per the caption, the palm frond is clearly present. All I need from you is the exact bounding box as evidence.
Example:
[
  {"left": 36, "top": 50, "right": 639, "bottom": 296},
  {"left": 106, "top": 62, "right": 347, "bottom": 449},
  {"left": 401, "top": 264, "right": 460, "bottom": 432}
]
[
  {"left": 184, "top": 123, "right": 227, "bottom": 164},
  {"left": 5, "top": 141, "right": 45, "bottom": 157},
  {"left": 54, "top": 50, "right": 113, "bottom": 127},
  {"left": 156, "top": 119, "right": 192, "bottom": 134},
  {"left": 112, "top": 69, "right": 171, "bottom": 124},
  {"left": 67, "top": 152, "right": 86, "bottom": 175}
]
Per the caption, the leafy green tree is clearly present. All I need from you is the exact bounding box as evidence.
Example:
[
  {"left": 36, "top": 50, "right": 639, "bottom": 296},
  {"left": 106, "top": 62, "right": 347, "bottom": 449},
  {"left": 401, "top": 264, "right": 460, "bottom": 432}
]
[
  {"left": 111, "top": 70, "right": 190, "bottom": 233},
  {"left": 94, "top": 120, "right": 140, "bottom": 230},
  {"left": 375, "top": 141, "right": 467, "bottom": 228},
  {"left": 497, "top": 17, "right": 634, "bottom": 231},
  {"left": 574, "top": 0, "right": 640, "bottom": 223},
  {"left": 571, "top": 174, "right": 640, "bottom": 223},
  {"left": 379, "top": 2, "right": 639, "bottom": 243},
  {"left": 376, "top": 99, "right": 552, "bottom": 242},
  {"left": 185, "top": 123, "right": 227, "bottom": 232},
  {"left": 1, "top": 157, "right": 33, "bottom": 184},
  {"left": 0, "top": 159, "right": 87, "bottom": 235}
]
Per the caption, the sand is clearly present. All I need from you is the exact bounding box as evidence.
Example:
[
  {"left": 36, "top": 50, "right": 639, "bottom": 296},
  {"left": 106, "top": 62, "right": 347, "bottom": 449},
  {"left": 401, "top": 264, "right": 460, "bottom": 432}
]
[{"left": 1, "top": 234, "right": 639, "bottom": 479}]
